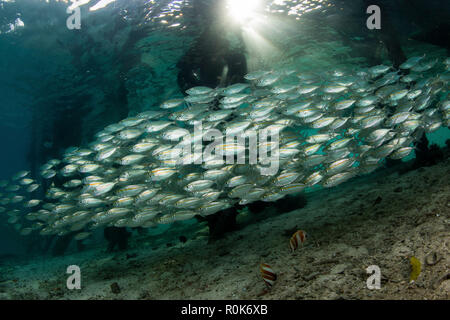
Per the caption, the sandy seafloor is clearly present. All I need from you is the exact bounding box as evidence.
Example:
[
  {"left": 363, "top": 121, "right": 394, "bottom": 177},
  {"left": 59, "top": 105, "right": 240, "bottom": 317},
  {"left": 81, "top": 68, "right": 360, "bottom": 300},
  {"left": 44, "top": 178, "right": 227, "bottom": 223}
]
[{"left": 0, "top": 158, "right": 449, "bottom": 300}]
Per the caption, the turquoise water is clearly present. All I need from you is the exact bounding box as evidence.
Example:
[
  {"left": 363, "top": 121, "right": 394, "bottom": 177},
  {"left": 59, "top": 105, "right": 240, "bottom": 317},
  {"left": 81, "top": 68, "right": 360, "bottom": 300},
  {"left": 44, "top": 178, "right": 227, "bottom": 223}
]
[{"left": 0, "top": 0, "right": 449, "bottom": 284}]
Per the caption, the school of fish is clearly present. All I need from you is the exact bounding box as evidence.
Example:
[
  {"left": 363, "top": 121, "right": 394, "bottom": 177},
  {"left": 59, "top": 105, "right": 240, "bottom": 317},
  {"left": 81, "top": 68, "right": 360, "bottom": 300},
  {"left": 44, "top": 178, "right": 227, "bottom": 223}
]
[{"left": 0, "top": 54, "right": 449, "bottom": 241}]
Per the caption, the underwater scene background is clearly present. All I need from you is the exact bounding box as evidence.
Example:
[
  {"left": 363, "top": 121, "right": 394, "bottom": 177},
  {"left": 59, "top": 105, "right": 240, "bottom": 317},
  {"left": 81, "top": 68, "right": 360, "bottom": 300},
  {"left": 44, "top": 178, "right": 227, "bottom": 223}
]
[{"left": 0, "top": 0, "right": 449, "bottom": 300}]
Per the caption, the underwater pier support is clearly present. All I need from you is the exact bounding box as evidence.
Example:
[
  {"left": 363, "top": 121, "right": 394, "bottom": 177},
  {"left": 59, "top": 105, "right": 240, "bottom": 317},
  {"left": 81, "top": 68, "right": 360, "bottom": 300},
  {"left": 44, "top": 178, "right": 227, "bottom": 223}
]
[{"left": 104, "top": 227, "right": 132, "bottom": 251}]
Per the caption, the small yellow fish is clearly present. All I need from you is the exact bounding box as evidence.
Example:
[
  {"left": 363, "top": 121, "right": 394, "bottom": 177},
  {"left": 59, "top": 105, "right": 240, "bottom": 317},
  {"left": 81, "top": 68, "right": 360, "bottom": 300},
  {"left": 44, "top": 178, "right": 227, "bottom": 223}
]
[{"left": 409, "top": 256, "right": 421, "bottom": 283}]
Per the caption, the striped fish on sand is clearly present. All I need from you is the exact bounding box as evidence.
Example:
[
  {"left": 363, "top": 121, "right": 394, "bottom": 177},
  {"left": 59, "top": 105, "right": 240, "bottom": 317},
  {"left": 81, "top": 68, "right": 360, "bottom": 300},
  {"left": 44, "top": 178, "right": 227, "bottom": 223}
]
[
  {"left": 260, "top": 263, "right": 277, "bottom": 288},
  {"left": 289, "top": 230, "right": 307, "bottom": 252}
]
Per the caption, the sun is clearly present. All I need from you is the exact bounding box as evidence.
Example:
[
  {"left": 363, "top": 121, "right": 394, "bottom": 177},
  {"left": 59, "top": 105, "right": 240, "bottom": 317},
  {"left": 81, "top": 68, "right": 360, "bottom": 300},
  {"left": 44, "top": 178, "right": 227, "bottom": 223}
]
[{"left": 226, "top": 0, "right": 261, "bottom": 23}]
